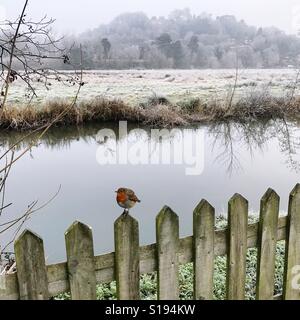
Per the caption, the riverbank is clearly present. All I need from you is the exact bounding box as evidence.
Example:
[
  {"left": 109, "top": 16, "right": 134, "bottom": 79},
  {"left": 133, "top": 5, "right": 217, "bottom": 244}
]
[{"left": 1, "top": 92, "right": 300, "bottom": 131}]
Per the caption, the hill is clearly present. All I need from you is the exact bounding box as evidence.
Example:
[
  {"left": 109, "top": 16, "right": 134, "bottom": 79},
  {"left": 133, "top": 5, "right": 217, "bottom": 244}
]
[{"left": 63, "top": 8, "right": 300, "bottom": 69}]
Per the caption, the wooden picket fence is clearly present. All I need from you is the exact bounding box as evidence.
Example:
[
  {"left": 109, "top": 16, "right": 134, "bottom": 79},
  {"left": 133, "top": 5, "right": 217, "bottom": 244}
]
[{"left": 1, "top": 185, "right": 300, "bottom": 300}]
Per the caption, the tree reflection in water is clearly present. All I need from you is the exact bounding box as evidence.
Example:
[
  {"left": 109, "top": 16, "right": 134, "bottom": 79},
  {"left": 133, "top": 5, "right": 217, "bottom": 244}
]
[
  {"left": 207, "top": 119, "right": 300, "bottom": 174},
  {"left": 1, "top": 119, "right": 300, "bottom": 175}
]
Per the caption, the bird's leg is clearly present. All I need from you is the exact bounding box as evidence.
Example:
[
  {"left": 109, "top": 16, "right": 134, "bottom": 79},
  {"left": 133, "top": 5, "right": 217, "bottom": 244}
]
[{"left": 122, "top": 209, "right": 129, "bottom": 216}]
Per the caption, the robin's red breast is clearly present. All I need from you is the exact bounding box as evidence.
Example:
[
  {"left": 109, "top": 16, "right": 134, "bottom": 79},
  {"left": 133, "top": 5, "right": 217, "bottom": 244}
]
[{"left": 115, "top": 188, "right": 141, "bottom": 214}]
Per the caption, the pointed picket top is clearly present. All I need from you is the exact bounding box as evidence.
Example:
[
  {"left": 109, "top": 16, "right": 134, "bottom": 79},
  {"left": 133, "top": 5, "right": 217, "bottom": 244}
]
[
  {"left": 229, "top": 193, "right": 248, "bottom": 208},
  {"left": 290, "top": 183, "right": 300, "bottom": 198},
  {"left": 15, "top": 229, "right": 43, "bottom": 245},
  {"left": 194, "top": 199, "right": 214, "bottom": 217},
  {"left": 261, "top": 188, "right": 280, "bottom": 203},
  {"left": 156, "top": 205, "right": 179, "bottom": 229},
  {"left": 114, "top": 212, "right": 139, "bottom": 228},
  {"left": 65, "top": 220, "right": 92, "bottom": 237},
  {"left": 288, "top": 183, "right": 300, "bottom": 216}
]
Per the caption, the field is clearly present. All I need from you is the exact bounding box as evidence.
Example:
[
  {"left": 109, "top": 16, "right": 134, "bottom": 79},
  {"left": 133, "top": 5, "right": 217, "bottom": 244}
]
[
  {"left": 3, "top": 68, "right": 300, "bottom": 130},
  {"left": 6, "top": 69, "right": 300, "bottom": 106}
]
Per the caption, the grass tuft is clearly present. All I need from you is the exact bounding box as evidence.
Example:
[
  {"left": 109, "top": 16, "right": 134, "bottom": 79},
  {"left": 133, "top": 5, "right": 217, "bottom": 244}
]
[{"left": 2, "top": 92, "right": 300, "bottom": 131}]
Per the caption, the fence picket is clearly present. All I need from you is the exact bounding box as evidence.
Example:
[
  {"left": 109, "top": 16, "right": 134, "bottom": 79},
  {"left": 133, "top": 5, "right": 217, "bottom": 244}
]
[
  {"left": 283, "top": 184, "right": 300, "bottom": 300},
  {"left": 114, "top": 214, "right": 140, "bottom": 300},
  {"left": 65, "top": 221, "right": 96, "bottom": 300},
  {"left": 193, "top": 199, "right": 215, "bottom": 300},
  {"left": 156, "top": 206, "right": 179, "bottom": 300},
  {"left": 14, "top": 230, "right": 49, "bottom": 300},
  {"left": 226, "top": 194, "right": 248, "bottom": 300},
  {"left": 2, "top": 185, "right": 300, "bottom": 301},
  {"left": 256, "top": 189, "right": 279, "bottom": 300}
]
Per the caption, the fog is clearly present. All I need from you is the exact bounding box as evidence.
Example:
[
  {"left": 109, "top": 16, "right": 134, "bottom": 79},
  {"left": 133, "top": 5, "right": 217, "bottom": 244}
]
[{"left": 1, "top": 0, "right": 299, "bottom": 35}]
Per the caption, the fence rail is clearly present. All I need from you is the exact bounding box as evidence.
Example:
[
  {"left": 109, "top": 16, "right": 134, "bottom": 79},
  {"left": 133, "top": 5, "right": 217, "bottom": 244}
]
[{"left": 1, "top": 185, "right": 300, "bottom": 300}]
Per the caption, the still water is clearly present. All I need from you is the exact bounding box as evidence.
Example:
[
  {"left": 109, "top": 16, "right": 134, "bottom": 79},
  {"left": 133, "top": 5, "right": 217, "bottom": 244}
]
[{"left": 1, "top": 120, "right": 300, "bottom": 263}]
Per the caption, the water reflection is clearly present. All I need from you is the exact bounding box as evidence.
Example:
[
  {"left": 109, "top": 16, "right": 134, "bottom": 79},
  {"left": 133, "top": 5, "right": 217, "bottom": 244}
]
[
  {"left": 0, "top": 120, "right": 300, "bottom": 263},
  {"left": 208, "top": 119, "right": 300, "bottom": 174},
  {"left": 2, "top": 119, "right": 300, "bottom": 174}
]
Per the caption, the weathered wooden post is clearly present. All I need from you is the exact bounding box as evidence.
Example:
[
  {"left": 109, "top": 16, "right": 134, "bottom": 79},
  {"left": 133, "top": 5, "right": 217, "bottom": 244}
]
[
  {"left": 0, "top": 273, "right": 19, "bottom": 300},
  {"left": 256, "top": 189, "right": 279, "bottom": 300},
  {"left": 226, "top": 194, "right": 248, "bottom": 300},
  {"left": 14, "top": 230, "right": 49, "bottom": 300},
  {"left": 114, "top": 214, "right": 140, "bottom": 300},
  {"left": 156, "top": 206, "right": 179, "bottom": 300},
  {"left": 283, "top": 184, "right": 300, "bottom": 300},
  {"left": 193, "top": 199, "right": 215, "bottom": 300},
  {"left": 65, "top": 221, "right": 97, "bottom": 300}
]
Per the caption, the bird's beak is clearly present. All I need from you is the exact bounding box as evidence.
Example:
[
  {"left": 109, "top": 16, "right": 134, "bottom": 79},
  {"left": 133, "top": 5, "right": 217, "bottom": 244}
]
[{"left": 115, "top": 190, "right": 118, "bottom": 193}]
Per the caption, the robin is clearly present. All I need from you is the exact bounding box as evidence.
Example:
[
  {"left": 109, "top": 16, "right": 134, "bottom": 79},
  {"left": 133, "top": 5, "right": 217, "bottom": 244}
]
[{"left": 115, "top": 188, "right": 141, "bottom": 215}]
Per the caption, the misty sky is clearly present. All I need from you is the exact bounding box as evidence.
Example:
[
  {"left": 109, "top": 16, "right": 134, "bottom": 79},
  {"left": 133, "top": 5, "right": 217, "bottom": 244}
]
[{"left": 1, "top": 0, "right": 300, "bottom": 35}]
